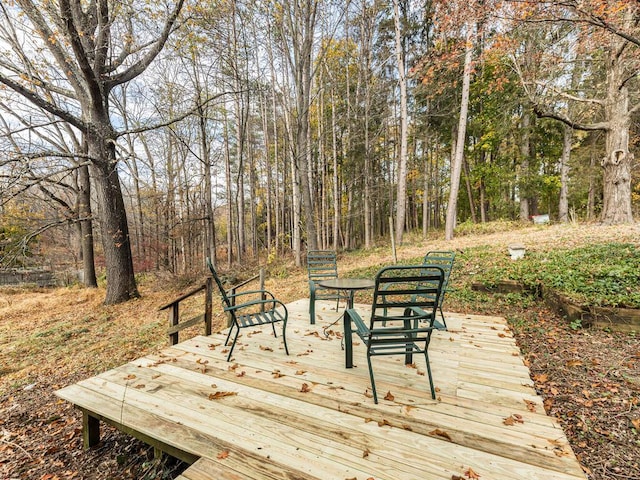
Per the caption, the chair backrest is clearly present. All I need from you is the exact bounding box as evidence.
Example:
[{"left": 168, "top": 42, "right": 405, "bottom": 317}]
[
  {"left": 307, "top": 250, "right": 339, "bottom": 282},
  {"left": 423, "top": 251, "right": 455, "bottom": 286},
  {"left": 370, "top": 265, "right": 444, "bottom": 328},
  {"left": 206, "top": 257, "right": 233, "bottom": 311}
]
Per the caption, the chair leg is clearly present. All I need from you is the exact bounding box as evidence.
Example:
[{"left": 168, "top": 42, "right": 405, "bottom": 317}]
[
  {"left": 439, "top": 305, "right": 447, "bottom": 330},
  {"left": 224, "top": 323, "right": 236, "bottom": 346},
  {"left": 423, "top": 351, "right": 436, "bottom": 399},
  {"left": 271, "top": 321, "right": 277, "bottom": 337},
  {"left": 366, "top": 353, "right": 379, "bottom": 404},
  {"left": 309, "top": 295, "right": 316, "bottom": 325},
  {"left": 282, "top": 322, "right": 289, "bottom": 355},
  {"left": 226, "top": 327, "right": 241, "bottom": 361}
]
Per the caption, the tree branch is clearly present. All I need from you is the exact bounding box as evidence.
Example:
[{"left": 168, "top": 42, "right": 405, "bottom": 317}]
[
  {"left": 533, "top": 104, "right": 609, "bottom": 131},
  {"left": 0, "top": 74, "right": 86, "bottom": 131},
  {"left": 107, "top": 0, "right": 186, "bottom": 88},
  {"left": 114, "top": 90, "right": 233, "bottom": 138}
]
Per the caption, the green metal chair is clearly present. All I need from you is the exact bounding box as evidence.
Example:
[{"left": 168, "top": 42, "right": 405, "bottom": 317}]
[
  {"left": 307, "top": 250, "right": 349, "bottom": 324},
  {"left": 206, "top": 258, "right": 289, "bottom": 361},
  {"left": 422, "top": 251, "right": 455, "bottom": 330},
  {"left": 345, "top": 265, "right": 444, "bottom": 404}
]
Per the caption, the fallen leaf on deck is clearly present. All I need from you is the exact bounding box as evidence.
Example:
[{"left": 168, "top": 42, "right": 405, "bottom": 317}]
[
  {"left": 362, "top": 448, "right": 370, "bottom": 458},
  {"left": 196, "top": 358, "right": 209, "bottom": 365},
  {"left": 272, "top": 370, "right": 284, "bottom": 378},
  {"left": 300, "top": 383, "right": 311, "bottom": 393},
  {"left": 217, "top": 450, "right": 229, "bottom": 459},
  {"left": 430, "top": 428, "right": 452, "bottom": 441},
  {"left": 209, "top": 391, "right": 237, "bottom": 400},
  {"left": 465, "top": 467, "right": 481, "bottom": 479},
  {"left": 377, "top": 419, "right": 391, "bottom": 427},
  {"left": 124, "top": 374, "right": 136, "bottom": 380},
  {"left": 524, "top": 400, "right": 537, "bottom": 412},
  {"left": 295, "top": 370, "right": 307, "bottom": 375},
  {"left": 384, "top": 391, "right": 395, "bottom": 401},
  {"left": 503, "top": 414, "right": 524, "bottom": 426},
  {"left": 236, "top": 371, "right": 246, "bottom": 377},
  {"left": 134, "top": 384, "right": 145, "bottom": 389},
  {"left": 260, "top": 345, "right": 273, "bottom": 351}
]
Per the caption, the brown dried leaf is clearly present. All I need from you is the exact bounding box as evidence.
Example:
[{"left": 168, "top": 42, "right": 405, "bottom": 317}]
[
  {"left": 124, "top": 374, "right": 136, "bottom": 380},
  {"left": 465, "top": 467, "right": 481, "bottom": 479},
  {"left": 524, "top": 400, "right": 537, "bottom": 412},
  {"left": 295, "top": 370, "right": 307, "bottom": 375},
  {"left": 300, "top": 383, "right": 311, "bottom": 393},
  {"left": 217, "top": 450, "right": 229, "bottom": 459},
  {"left": 209, "top": 391, "right": 237, "bottom": 400},
  {"left": 430, "top": 428, "right": 452, "bottom": 441},
  {"left": 384, "top": 391, "right": 395, "bottom": 401},
  {"left": 134, "top": 384, "right": 145, "bottom": 389},
  {"left": 377, "top": 419, "right": 391, "bottom": 427},
  {"left": 362, "top": 448, "right": 370, "bottom": 458},
  {"left": 260, "top": 345, "right": 273, "bottom": 352},
  {"left": 272, "top": 370, "right": 284, "bottom": 378}
]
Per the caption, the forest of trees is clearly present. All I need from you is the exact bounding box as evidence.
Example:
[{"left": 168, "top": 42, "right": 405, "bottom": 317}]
[{"left": 0, "top": 0, "right": 638, "bottom": 303}]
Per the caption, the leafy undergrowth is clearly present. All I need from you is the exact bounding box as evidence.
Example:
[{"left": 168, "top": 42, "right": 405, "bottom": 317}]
[{"left": 1, "top": 223, "right": 639, "bottom": 479}]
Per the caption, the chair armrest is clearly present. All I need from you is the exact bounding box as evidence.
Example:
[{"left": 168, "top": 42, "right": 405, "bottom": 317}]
[
  {"left": 225, "top": 297, "right": 287, "bottom": 314},
  {"left": 346, "top": 308, "right": 370, "bottom": 339},
  {"left": 228, "top": 289, "right": 276, "bottom": 301}
]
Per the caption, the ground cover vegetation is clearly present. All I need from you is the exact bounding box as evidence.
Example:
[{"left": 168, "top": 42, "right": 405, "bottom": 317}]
[
  {"left": 1, "top": 224, "right": 638, "bottom": 479},
  {"left": 1, "top": 1, "right": 639, "bottom": 309}
]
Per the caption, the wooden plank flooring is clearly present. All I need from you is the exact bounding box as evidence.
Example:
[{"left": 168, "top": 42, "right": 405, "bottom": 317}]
[{"left": 56, "top": 299, "right": 587, "bottom": 480}]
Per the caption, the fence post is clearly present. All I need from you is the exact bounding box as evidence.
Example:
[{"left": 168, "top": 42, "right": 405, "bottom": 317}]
[
  {"left": 169, "top": 303, "right": 179, "bottom": 345},
  {"left": 204, "top": 277, "right": 212, "bottom": 337},
  {"left": 260, "top": 268, "right": 266, "bottom": 312}
]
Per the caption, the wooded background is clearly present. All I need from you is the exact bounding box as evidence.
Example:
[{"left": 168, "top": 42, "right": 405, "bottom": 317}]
[{"left": 0, "top": 0, "right": 638, "bottom": 303}]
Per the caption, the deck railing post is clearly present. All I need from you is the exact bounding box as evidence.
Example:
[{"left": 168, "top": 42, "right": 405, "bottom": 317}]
[
  {"left": 205, "top": 277, "right": 213, "bottom": 337},
  {"left": 260, "top": 268, "right": 266, "bottom": 312},
  {"left": 169, "top": 303, "right": 179, "bottom": 345}
]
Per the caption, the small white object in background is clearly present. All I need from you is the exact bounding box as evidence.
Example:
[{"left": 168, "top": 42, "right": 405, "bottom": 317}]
[
  {"left": 531, "top": 214, "right": 550, "bottom": 224},
  {"left": 508, "top": 244, "right": 526, "bottom": 260}
]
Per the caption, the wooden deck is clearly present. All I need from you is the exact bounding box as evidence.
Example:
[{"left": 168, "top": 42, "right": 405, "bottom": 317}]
[{"left": 56, "top": 299, "right": 587, "bottom": 480}]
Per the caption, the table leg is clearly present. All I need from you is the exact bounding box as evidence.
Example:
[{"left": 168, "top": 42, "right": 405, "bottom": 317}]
[{"left": 343, "top": 309, "right": 353, "bottom": 368}]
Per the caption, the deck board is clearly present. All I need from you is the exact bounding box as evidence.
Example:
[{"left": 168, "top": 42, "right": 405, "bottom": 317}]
[{"left": 56, "top": 298, "right": 586, "bottom": 480}]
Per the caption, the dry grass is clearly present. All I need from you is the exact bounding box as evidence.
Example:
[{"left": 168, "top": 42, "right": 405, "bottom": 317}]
[{"left": 1, "top": 222, "right": 639, "bottom": 479}]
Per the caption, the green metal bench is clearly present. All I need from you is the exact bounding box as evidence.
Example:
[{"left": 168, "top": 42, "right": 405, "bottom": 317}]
[
  {"left": 344, "top": 265, "right": 444, "bottom": 404},
  {"left": 207, "top": 258, "right": 289, "bottom": 361},
  {"left": 307, "top": 250, "right": 349, "bottom": 324}
]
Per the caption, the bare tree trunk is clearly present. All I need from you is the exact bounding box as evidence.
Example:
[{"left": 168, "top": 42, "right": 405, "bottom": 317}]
[
  {"left": 77, "top": 161, "right": 97, "bottom": 287},
  {"left": 519, "top": 110, "right": 531, "bottom": 221},
  {"left": 223, "top": 111, "right": 234, "bottom": 267},
  {"left": 463, "top": 157, "right": 477, "bottom": 223},
  {"left": 558, "top": 124, "right": 572, "bottom": 222},
  {"left": 331, "top": 88, "right": 340, "bottom": 251},
  {"left": 445, "top": 27, "right": 473, "bottom": 241},
  {"left": 393, "top": 0, "right": 409, "bottom": 246},
  {"left": 601, "top": 45, "right": 634, "bottom": 224}
]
